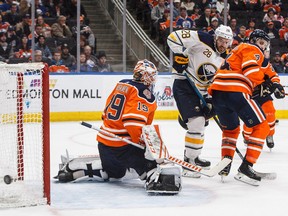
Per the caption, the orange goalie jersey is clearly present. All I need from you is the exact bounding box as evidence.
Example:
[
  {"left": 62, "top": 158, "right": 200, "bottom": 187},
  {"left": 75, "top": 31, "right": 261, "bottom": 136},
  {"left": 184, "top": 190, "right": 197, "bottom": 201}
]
[
  {"left": 208, "top": 43, "right": 267, "bottom": 96},
  {"left": 97, "top": 79, "right": 157, "bottom": 147}
]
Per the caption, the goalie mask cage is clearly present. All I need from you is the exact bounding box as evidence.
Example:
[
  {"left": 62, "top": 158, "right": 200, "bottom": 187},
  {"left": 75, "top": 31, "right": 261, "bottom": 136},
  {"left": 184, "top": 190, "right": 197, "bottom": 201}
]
[{"left": 0, "top": 63, "right": 50, "bottom": 208}]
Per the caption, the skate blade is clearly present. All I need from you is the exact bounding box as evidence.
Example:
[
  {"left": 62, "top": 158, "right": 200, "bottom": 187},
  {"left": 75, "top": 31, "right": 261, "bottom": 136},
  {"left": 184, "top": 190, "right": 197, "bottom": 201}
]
[
  {"left": 146, "top": 190, "right": 180, "bottom": 195},
  {"left": 234, "top": 172, "right": 260, "bottom": 186},
  {"left": 220, "top": 174, "right": 228, "bottom": 183}
]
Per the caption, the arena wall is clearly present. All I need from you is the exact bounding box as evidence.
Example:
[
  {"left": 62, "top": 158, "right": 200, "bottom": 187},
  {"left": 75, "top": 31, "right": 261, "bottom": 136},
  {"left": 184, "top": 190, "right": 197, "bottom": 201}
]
[{"left": 49, "top": 72, "right": 288, "bottom": 121}]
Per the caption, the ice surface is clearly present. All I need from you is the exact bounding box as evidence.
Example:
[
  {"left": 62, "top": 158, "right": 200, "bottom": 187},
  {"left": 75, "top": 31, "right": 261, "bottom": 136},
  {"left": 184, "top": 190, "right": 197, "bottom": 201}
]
[{"left": 1, "top": 120, "right": 288, "bottom": 216}]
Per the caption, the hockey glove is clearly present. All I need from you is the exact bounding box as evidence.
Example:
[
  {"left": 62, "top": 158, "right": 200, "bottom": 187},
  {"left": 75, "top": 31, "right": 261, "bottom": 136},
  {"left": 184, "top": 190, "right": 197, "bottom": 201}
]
[
  {"left": 202, "top": 96, "right": 215, "bottom": 119},
  {"left": 273, "top": 83, "right": 285, "bottom": 99},
  {"left": 173, "top": 53, "right": 189, "bottom": 73},
  {"left": 254, "top": 79, "right": 275, "bottom": 98}
]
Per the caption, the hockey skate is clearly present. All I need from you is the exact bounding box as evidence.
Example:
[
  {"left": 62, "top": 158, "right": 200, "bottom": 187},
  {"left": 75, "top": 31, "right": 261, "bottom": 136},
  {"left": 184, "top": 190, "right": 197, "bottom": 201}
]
[
  {"left": 182, "top": 155, "right": 211, "bottom": 178},
  {"left": 55, "top": 161, "right": 88, "bottom": 183},
  {"left": 57, "top": 170, "right": 75, "bottom": 182},
  {"left": 234, "top": 160, "right": 261, "bottom": 186},
  {"left": 266, "top": 136, "right": 274, "bottom": 149}
]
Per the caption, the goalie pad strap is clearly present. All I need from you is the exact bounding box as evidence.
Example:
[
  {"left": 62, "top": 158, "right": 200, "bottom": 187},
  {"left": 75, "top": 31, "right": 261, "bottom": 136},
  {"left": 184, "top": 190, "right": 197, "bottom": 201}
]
[
  {"left": 86, "top": 163, "right": 93, "bottom": 178},
  {"left": 67, "top": 158, "right": 102, "bottom": 171}
]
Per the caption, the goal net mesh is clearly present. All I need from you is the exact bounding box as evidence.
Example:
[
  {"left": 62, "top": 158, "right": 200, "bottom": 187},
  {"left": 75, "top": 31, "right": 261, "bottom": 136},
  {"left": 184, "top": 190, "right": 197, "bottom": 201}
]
[{"left": 0, "top": 63, "right": 49, "bottom": 208}]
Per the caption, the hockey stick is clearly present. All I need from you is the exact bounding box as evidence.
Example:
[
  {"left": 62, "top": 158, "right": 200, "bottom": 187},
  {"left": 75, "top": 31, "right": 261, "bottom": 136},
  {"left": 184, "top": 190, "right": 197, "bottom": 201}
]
[
  {"left": 141, "top": 125, "right": 231, "bottom": 177},
  {"left": 183, "top": 70, "right": 222, "bottom": 126},
  {"left": 80, "top": 121, "right": 145, "bottom": 149},
  {"left": 183, "top": 71, "right": 276, "bottom": 180},
  {"left": 183, "top": 70, "right": 247, "bottom": 156},
  {"left": 80, "top": 121, "right": 231, "bottom": 177}
]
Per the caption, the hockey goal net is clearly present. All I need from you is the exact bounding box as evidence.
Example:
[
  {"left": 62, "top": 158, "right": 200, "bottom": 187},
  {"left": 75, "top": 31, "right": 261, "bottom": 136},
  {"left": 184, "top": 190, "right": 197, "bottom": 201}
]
[{"left": 0, "top": 63, "right": 50, "bottom": 208}]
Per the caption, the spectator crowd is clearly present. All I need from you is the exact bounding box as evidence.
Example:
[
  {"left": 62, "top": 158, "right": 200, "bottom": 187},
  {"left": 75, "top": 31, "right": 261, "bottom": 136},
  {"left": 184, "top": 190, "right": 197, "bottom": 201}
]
[
  {"left": 2, "top": 0, "right": 288, "bottom": 73},
  {"left": 0, "top": 0, "right": 113, "bottom": 72},
  {"left": 129, "top": 0, "right": 288, "bottom": 73}
]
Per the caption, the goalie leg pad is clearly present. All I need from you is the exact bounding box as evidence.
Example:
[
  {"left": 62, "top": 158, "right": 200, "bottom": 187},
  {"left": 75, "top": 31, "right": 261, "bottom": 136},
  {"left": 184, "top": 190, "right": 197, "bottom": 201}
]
[
  {"left": 142, "top": 125, "right": 167, "bottom": 163},
  {"left": 145, "top": 163, "right": 182, "bottom": 194},
  {"left": 57, "top": 157, "right": 108, "bottom": 182}
]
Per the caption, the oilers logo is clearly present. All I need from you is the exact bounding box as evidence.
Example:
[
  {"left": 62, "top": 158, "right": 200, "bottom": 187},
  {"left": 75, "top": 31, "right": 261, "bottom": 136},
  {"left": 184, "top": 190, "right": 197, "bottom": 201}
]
[{"left": 197, "top": 63, "right": 217, "bottom": 84}]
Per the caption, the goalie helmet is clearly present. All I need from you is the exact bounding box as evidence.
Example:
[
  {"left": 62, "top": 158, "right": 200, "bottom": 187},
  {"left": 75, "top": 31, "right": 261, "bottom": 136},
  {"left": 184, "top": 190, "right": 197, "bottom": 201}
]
[{"left": 133, "top": 59, "right": 158, "bottom": 86}]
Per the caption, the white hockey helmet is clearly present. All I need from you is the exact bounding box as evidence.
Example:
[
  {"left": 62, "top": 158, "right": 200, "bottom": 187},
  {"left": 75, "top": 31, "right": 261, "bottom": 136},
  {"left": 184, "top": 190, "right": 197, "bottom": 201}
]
[
  {"left": 133, "top": 59, "right": 158, "bottom": 86},
  {"left": 215, "top": 24, "right": 233, "bottom": 41},
  {"left": 214, "top": 25, "right": 233, "bottom": 53}
]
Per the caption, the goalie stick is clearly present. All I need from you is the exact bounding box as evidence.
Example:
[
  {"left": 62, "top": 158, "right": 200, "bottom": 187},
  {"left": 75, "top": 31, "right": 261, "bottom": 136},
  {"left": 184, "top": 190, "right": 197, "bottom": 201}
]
[
  {"left": 80, "top": 121, "right": 231, "bottom": 177},
  {"left": 183, "top": 70, "right": 277, "bottom": 180},
  {"left": 80, "top": 121, "right": 145, "bottom": 149}
]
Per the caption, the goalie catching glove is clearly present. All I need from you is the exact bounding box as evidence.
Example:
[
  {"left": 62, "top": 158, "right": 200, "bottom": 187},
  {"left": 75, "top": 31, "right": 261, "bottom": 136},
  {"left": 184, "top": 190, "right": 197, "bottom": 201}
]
[{"left": 173, "top": 53, "right": 189, "bottom": 73}]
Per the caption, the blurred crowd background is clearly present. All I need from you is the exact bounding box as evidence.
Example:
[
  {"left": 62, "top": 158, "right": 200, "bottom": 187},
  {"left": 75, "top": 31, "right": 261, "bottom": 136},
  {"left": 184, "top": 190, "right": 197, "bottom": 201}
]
[{"left": 1, "top": 0, "right": 288, "bottom": 73}]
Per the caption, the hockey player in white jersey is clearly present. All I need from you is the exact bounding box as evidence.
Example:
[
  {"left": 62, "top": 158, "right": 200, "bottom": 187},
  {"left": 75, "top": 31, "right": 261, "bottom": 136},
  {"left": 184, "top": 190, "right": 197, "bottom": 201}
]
[{"left": 167, "top": 25, "right": 233, "bottom": 177}]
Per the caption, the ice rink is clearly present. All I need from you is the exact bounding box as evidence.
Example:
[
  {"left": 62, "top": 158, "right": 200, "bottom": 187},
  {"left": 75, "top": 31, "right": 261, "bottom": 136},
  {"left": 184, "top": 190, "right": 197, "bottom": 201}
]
[{"left": 1, "top": 119, "right": 288, "bottom": 216}]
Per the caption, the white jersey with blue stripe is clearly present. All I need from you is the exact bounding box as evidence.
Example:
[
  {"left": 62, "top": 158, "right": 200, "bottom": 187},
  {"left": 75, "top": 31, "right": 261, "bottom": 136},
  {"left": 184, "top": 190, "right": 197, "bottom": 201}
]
[{"left": 167, "top": 29, "right": 226, "bottom": 94}]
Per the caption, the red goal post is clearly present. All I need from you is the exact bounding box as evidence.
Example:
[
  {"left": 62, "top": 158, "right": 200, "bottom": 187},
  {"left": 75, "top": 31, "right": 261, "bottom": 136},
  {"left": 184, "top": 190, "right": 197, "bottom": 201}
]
[{"left": 0, "top": 62, "right": 50, "bottom": 207}]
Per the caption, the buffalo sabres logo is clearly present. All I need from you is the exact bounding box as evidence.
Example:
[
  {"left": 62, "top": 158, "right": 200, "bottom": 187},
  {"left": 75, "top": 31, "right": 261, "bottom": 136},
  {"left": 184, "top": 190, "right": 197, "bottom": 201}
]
[{"left": 197, "top": 63, "right": 217, "bottom": 84}]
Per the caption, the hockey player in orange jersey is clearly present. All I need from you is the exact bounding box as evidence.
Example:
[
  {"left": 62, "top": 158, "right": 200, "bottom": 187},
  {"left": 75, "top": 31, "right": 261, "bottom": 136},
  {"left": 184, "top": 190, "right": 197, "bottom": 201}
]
[
  {"left": 208, "top": 29, "right": 285, "bottom": 186},
  {"left": 242, "top": 61, "right": 285, "bottom": 150},
  {"left": 56, "top": 60, "right": 182, "bottom": 194}
]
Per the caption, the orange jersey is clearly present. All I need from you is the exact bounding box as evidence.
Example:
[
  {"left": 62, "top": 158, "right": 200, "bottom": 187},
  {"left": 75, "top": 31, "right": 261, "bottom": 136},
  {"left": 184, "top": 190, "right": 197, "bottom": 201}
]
[
  {"left": 97, "top": 79, "right": 157, "bottom": 147},
  {"left": 208, "top": 43, "right": 266, "bottom": 96},
  {"left": 279, "top": 26, "right": 288, "bottom": 40},
  {"left": 280, "top": 53, "right": 288, "bottom": 63},
  {"left": 262, "top": 59, "right": 280, "bottom": 83},
  {"left": 49, "top": 65, "right": 69, "bottom": 73},
  {"left": 263, "top": 4, "right": 281, "bottom": 13},
  {"left": 243, "top": 61, "right": 279, "bottom": 139},
  {"left": 245, "top": 29, "right": 253, "bottom": 37},
  {"left": 159, "top": 20, "right": 176, "bottom": 30}
]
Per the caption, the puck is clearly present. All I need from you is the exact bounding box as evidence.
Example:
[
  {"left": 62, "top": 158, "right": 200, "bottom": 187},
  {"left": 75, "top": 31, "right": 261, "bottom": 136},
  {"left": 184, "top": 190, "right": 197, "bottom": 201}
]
[{"left": 4, "top": 175, "right": 12, "bottom": 184}]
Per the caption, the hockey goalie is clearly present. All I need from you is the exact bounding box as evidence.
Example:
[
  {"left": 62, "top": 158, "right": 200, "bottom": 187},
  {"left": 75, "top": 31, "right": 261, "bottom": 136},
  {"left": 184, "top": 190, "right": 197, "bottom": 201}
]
[
  {"left": 55, "top": 60, "right": 182, "bottom": 194},
  {"left": 55, "top": 125, "right": 182, "bottom": 194}
]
